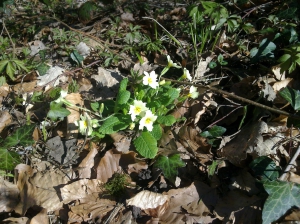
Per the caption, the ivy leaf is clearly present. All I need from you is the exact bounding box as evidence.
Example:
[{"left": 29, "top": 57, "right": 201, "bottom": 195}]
[
  {"left": 153, "top": 154, "right": 186, "bottom": 183},
  {"left": 0, "top": 148, "right": 21, "bottom": 170},
  {"left": 150, "top": 124, "right": 162, "bottom": 140},
  {"left": 250, "top": 38, "right": 276, "bottom": 63},
  {"left": 4, "top": 124, "right": 35, "bottom": 148},
  {"left": 262, "top": 180, "right": 300, "bottom": 224},
  {"left": 157, "top": 115, "right": 176, "bottom": 126},
  {"left": 134, "top": 132, "right": 157, "bottom": 159},
  {"left": 47, "top": 102, "right": 71, "bottom": 121},
  {"left": 279, "top": 86, "right": 300, "bottom": 110},
  {"left": 249, "top": 156, "right": 280, "bottom": 181},
  {"left": 98, "top": 115, "right": 130, "bottom": 135}
]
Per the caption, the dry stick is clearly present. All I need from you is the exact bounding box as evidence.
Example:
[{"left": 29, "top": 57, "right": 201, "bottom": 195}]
[
  {"left": 162, "top": 78, "right": 300, "bottom": 120},
  {"left": 279, "top": 146, "right": 300, "bottom": 181},
  {"left": 2, "top": 19, "right": 16, "bottom": 58}
]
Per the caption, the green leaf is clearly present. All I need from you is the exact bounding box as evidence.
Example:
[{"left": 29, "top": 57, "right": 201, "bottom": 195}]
[
  {"left": 249, "top": 156, "right": 280, "bottom": 181},
  {"left": 47, "top": 102, "right": 71, "bottom": 121},
  {"left": 262, "top": 180, "right": 300, "bottom": 224},
  {"left": 160, "top": 88, "right": 180, "bottom": 105},
  {"left": 279, "top": 86, "right": 300, "bottom": 110},
  {"left": 36, "top": 63, "right": 50, "bottom": 76},
  {"left": 250, "top": 38, "right": 276, "bottom": 63},
  {"left": 70, "top": 50, "right": 84, "bottom": 65},
  {"left": 12, "top": 59, "right": 28, "bottom": 72},
  {"left": 115, "top": 90, "right": 130, "bottom": 105},
  {"left": 4, "top": 124, "right": 35, "bottom": 148},
  {"left": 134, "top": 132, "right": 158, "bottom": 159},
  {"left": 209, "top": 61, "right": 217, "bottom": 68},
  {"left": 150, "top": 124, "right": 162, "bottom": 140},
  {"left": 90, "top": 102, "right": 100, "bottom": 112},
  {"left": 0, "top": 76, "right": 6, "bottom": 86},
  {"left": 0, "top": 59, "right": 8, "bottom": 73},
  {"left": 153, "top": 154, "right": 185, "bottom": 183},
  {"left": 119, "top": 78, "right": 128, "bottom": 91},
  {"left": 0, "top": 148, "right": 21, "bottom": 170},
  {"left": 98, "top": 115, "right": 130, "bottom": 135},
  {"left": 157, "top": 115, "right": 176, "bottom": 126},
  {"left": 201, "top": 126, "right": 226, "bottom": 138},
  {"left": 6, "top": 61, "right": 15, "bottom": 80}
]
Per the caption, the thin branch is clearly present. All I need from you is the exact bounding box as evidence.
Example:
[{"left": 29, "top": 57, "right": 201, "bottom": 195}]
[
  {"left": 162, "top": 78, "right": 300, "bottom": 120},
  {"left": 279, "top": 146, "right": 300, "bottom": 181},
  {"left": 2, "top": 19, "right": 16, "bottom": 58}
]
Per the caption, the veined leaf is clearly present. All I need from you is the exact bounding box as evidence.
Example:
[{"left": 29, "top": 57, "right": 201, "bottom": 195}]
[
  {"left": 157, "top": 115, "right": 176, "bottom": 126},
  {"left": 279, "top": 86, "right": 300, "bottom": 110},
  {"left": 153, "top": 154, "right": 185, "bottom": 183},
  {"left": 98, "top": 115, "right": 130, "bottom": 135},
  {"left": 0, "top": 148, "right": 21, "bottom": 170},
  {"left": 150, "top": 124, "right": 162, "bottom": 140},
  {"left": 6, "top": 61, "right": 16, "bottom": 80},
  {"left": 262, "top": 180, "right": 300, "bottom": 224},
  {"left": 4, "top": 124, "right": 35, "bottom": 148},
  {"left": 119, "top": 78, "right": 128, "bottom": 91},
  {"left": 134, "top": 132, "right": 157, "bottom": 159},
  {"left": 116, "top": 90, "right": 130, "bottom": 105},
  {"left": 249, "top": 156, "right": 280, "bottom": 181}
]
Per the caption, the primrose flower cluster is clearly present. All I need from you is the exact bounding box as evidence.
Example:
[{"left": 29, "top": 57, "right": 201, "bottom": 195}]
[{"left": 128, "top": 70, "right": 160, "bottom": 131}]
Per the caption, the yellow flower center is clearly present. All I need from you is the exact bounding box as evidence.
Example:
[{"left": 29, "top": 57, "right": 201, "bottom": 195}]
[
  {"left": 148, "top": 77, "right": 153, "bottom": 84},
  {"left": 83, "top": 120, "right": 88, "bottom": 128},
  {"left": 145, "top": 118, "right": 152, "bottom": 124},
  {"left": 134, "top": 106, "right": 141, "bottom": 114}
]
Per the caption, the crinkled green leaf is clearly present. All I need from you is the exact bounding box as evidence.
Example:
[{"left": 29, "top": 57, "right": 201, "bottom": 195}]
[
  {"left": 4, "top": 124, "right": 35, "bottom": 148},
  {"left": 98, "top": 115, "right": 130, "bottom": 135},
  {"left": 47, "top": 102, "right": 71, "bottom": 121},
  {"left": 160, "top": 88, "right": 180, "bottom": 105},
  {"left": 279, "top": 86, "right": 300, "bottom": 110},
  {"left": 116, "top": 90, "right": 130, "bottom": 105},
  {"left": 0, "top": 148, "right": 21, "bottom": 170},
  {"left": 153, "top": 154, "right": 185, "bottom": 183},
  {"left": 119, "top": 78, "right": 128, "bottom": 91},
  {"left": 262, "top": 180, "right": 300, "bottom": 224},
  {"left": 150, "top": 124, "right": 162, "bottom": 140},
  {"left": 249, "top": 156, "right": 280, "bottom": 181},
  {"left": 134, "top": 132, "right": 157, "bottom": 159},
  {"left": 156, "top": 115, "right": 176, "bottom": 126}
]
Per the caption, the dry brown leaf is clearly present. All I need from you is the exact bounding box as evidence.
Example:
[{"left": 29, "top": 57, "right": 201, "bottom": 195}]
[
  {"left": 111, "top": 132, "right": 131, "bottom": 153},
  {"left": 14, "top": 164, "right": 74, "bottom": 214},
  {"left": 95, "top": 149, "right": 121, "bottom": 182},
  {"left": 287, "top": 172, "right": 300, "bottom": 185},
  {"left": 69, "top": 199, "right": 116, "bottom": 223},
  {"left": 78, "top": 143, "right": 98, "bottom": 179},
  {"left": 272, "top": 66, "right": 285, "bottom": 80},
  {"left": 272, "top": 78, "right": 292, "bottom": 92},
  {"left": 60, "top": 179, "right": 103, "bottom": 204},
  {"left": 65, "top": 92, "right": 83, "bottom": 138},
  {"left": 121, "top": 12, "right": 135, "bottom": 22},
  {"left": 195, "top": 56, "right": 213, "bottom": 79},
  {"left": 2, "top": 217, "right": 29, "bottom": 223},
  {"left": 29, "top": 208, "right": 49, "bottom": 224},
  {"left": 214, "top": 190, "right": 262, "bottom": 223},
  {"left": 192, "top": 92, "right": 215, "bottom": 124},
  {"left": 0, "top": 111, "right": 12, "bottom": 133},
  {"left": 0, "top": 177, "right": 19, "bottom": 212},
  {"left": 284, "top": 208, "right": 300, "bottom": 221},
  {"left": 218, "top": 121, "right": 268, "bottom": 167},
  {"left": 159, "top": 181, "right": 218, "bottom": 224},
  {"left": 127, "top": 190, "right": 169, "bottom": 217}
]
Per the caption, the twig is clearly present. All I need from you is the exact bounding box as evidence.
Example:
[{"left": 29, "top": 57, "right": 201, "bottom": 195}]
[
  {"left": 162, "top": 78, "right": 300, "bottom": 120},
  {"left": 279, "top": 146, "right": 300, "bottom": 181},
  {"left": 2, "top": 19, "right": 16, "bottom": 58}
]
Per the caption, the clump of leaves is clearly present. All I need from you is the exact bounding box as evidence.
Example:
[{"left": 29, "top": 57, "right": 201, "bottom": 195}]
[{"left": 104, "top": 173, "right": 130, "bottom": 198}]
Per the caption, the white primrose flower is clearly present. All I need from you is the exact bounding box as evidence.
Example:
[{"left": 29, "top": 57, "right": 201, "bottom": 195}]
[
  {"left": 188, "top": 86, "right": 199, "bottom": 99},
  {"left": 75, "top": 113, "right": 99, "bottom": 136},
  {"left": 167, "top": 55, "right": 181, "bottom": 68},
  {"left": 143, "top": 71, "right": 159, "bottom": 89},
  {"left": 182, "top": 68, "right": 192, "bottom": 81},
  {"left": 139, "top": 110, "right": 157, "bottom": 132},
  {"left": 128, "top": 100, "right": 148, "bottom": 121}
]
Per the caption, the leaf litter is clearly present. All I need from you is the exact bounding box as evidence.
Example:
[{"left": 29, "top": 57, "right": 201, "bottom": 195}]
[{"left": 1, "top": 0, "right": 300, "bottom": 223}]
